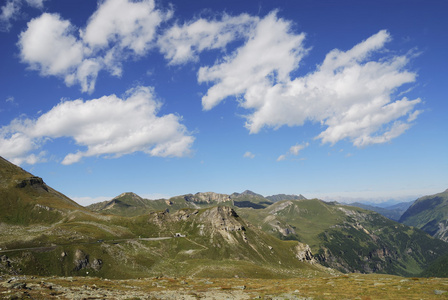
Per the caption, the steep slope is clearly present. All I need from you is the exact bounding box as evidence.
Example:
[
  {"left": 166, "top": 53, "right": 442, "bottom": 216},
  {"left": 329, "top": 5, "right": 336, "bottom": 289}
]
[
  {"left": 399, "top": 189, "right": 448, "bottom": 242},
  {"left": 0, "top": 156, "right": 85, "bottom": 225},
  {"left": 237, "top": 199, "right": 448, "bottom": 276}
]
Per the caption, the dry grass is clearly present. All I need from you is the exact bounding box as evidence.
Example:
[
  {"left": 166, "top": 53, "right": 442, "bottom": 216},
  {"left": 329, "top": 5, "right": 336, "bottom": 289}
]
[{"left": 1, "top": 274, "right": 447, "bottom": 299}]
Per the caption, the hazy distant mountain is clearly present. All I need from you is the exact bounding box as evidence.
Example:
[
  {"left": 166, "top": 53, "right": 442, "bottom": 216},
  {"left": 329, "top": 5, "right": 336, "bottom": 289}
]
[
  {"left": 399, "top": 189, "right": 448, "bottom": 242},
  {"left": 349, "top": 201, "right": 413, "bottom": 221}
]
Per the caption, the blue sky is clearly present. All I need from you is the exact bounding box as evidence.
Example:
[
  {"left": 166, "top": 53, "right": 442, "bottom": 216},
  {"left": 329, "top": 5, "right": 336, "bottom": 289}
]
[{"left": 1, "top": 0, "right": 447, "bottom": 205}]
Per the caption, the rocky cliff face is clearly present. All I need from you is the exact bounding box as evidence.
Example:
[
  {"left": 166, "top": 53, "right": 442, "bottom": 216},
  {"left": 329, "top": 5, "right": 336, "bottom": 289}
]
[
  {"left": 294, "top": 243, "right": 316, "bottom": 264},
  {"left": 199, "top": 206, "right": 245, "bottom": 232},
  {"left": 15, "top": 177, "right": 49, "bottom": 192}
]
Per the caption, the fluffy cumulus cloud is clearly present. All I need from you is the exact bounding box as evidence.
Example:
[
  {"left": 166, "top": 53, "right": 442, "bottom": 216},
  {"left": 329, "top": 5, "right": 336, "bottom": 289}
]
[
  {"left": 198, "top": 12, "right": 307, "bottom": 110},
  {"left": 198, "top": 25, "right": 421, "bottom": 147},
  {"left": 18, "top": 0, "right": 171, "bottom": 92},
  {"left": 158, "top": 13, "right": 258, "bottom": 65},
  {"left": 0, "top": 86, "right": 194, "bottom": 165},
  {"left": 81, "top": 0, "right": 170, "bottom": 55}
]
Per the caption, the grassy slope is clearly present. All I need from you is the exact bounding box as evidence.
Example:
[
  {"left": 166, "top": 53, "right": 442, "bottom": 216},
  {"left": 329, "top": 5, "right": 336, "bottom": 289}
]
[
  {"left": 237, "top": 199, "right": 448, "bottom": 276},
  {"left": 0, "top": 157, "right": 84, "bottom": 225},
  {"left": 399, "top": 189, "right": 448, "bottom": 239}
]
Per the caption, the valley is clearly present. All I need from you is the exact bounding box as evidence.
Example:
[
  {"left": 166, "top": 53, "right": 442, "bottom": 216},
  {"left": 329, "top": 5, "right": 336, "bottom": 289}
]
[{"left": 1, "top": 156, "right": 448, "bottom": 298}]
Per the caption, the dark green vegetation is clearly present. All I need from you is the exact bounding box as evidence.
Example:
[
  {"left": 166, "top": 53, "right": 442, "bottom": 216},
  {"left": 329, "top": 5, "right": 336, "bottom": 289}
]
[
  {"left": 1, "top": 156, "right": 448, "bottom": 281},
  {"left": 399, "top": 189, "right": 448, "bottom": 242},
  {"left": 237, "top": 199, "right": 448, "bottom": 276}
]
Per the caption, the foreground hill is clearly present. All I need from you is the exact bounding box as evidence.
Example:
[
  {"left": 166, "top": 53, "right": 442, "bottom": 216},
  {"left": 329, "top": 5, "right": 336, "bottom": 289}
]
[
  {"left": 399, "top": 189, "right": 448, "bottom": 242},
  {"left": 0, "top": 156, "right": 85, "bottom": 225},
  {"left": 2, "top": 274, "right": 448, "bottom": 299}
]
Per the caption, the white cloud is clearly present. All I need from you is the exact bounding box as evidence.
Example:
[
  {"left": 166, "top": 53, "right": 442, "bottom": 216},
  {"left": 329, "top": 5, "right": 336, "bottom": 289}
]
[
  {"left": 243, "top": 151, "right": 255, "bottom": 159},
  {"left": 1, "top": 0, "right": 21, "bottom": 31},
  {"left": 158, "top": 13, "right": 258, "bottom": 65},
  {"left": 24, "top": 0, "right": 45, "bottom": 8},
  {"left": 276, "top": 154, "right": 286, "bottom": 162},
  {"left": 289, "top": 142, "right": 309, "bottom": 156},
  {"left": 81, "top": 0, "right": 171, "bottom": 55},
  {"left": 18, "top": 0, "right": 171, "bottom": 93},
  {"left": 277, "top": 142, "right": 309, "bottom": 161},
  {"left": 199, "top": 25, "right": 421, "bottom": 147},
  {"left": 0, "top": 86, "right": 194, "bottom": 165},
  {"left": 0, "top": 0, "right": 46, "bottom": 31},
  {"left": 198, "top": 11, "right": 307, "bottom": 110},
  {"left": 18, "top": 13, "right": 85, "bottom": 77}
]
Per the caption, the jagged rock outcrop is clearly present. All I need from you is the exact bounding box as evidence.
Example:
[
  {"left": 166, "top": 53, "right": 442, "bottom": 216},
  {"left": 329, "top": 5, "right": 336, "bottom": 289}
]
[
  {"left": 433, "top": 220, "right": 448, "bottom": 242},
  {"left": 294, "top": 243, "right": 316, "bottom": 264},
  {"left": 15, "top": 177, "right": 48, "bottom": 192},
  {"left": 73, "top": 249, "right": 102, "bottom": 272},
  {"left": 199, "top": 206, "right": 245, "bottom": 232}
]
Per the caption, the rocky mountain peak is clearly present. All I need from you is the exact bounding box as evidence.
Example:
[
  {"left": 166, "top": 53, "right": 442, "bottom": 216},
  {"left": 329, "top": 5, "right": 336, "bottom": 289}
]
[{"left": 199, "top": 206, "right": 245, "bottom": 232}]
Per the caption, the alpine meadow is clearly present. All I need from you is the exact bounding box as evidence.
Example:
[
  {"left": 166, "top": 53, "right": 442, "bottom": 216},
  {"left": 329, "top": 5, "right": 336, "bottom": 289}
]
[{"left": 1, "top": 0, "right": 447, "bottom": 299}]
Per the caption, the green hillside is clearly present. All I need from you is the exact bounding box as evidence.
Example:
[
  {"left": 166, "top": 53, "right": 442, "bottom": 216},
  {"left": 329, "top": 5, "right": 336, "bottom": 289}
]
[
  {"left": 399, "top": 189, "right": 448, "bottom": 241},
  {"left": 2, "top": 156, "right": 448, "bottom": 279},
  {"left": 0, "top": 156, "right": 85, "bottom": 225},
  {"left": 237, "top": 199, "right": 448, "bottom": 276}
]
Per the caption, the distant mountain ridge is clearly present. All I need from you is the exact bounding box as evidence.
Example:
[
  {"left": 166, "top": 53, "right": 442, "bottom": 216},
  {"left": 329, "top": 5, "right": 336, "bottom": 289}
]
[
  {"left": 87, "top": 190, "right": 309, "bottom": 216},
  {"left": 349, "top": 201, "right": 414, "bottom": 221},
  {"left": 86, "top": 188, "right": 448, "bottom": 276}
]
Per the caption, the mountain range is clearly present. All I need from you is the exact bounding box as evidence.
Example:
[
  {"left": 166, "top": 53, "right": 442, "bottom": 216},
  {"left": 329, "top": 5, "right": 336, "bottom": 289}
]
[
  {"left": 348, "top": 201, "right": 414, "bottom": 221},
  {"left": 1, "top": 156, "right": 448, "bottom": 279}
]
